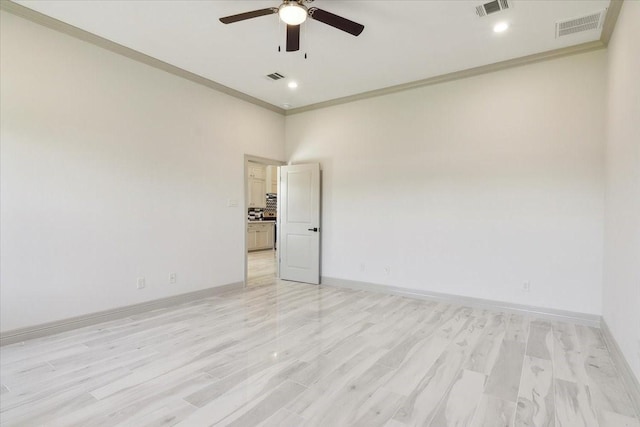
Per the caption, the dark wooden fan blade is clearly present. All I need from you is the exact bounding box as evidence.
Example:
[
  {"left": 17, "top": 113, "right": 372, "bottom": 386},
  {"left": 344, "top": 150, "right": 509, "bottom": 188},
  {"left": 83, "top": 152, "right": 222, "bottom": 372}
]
[
  {"left": 219, "top": 8, "right": 277, "bottom": 24},
  {"left": 286, "top": 25, "right": 300, "bottom": 52},
  {"left": 308, "top": 8, "right": 364, "bottom": 36}
]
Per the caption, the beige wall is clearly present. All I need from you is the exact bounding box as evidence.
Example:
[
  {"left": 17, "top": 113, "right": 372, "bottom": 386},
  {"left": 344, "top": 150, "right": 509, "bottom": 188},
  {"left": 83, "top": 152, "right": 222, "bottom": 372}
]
[
  {"left": 603, "top": 0, "right": 640, "bottom": 380},
  {"left": 286, "top": 50, "right": 607, "bottom": 315},
  {"left": 0, "top": 11, "right": 285, "bottom": 332},
  {"left": 3, "top": 4, "right": 637, "bottom": 388}
]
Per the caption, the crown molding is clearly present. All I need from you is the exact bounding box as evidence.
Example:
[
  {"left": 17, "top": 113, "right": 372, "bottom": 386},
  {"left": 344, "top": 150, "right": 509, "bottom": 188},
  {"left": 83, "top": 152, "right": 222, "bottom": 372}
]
[
  {"left": 0, "top": 0, "right": 285, "bottom": 115},
  {"left": 285, "top": 0, "right": 623, "bottom": 115},
  {"left": 1, "top": 0, "right": 624, "bottom": 117},
  {"left": 285, "top": 40, "right": 605, "bottom": 115}
]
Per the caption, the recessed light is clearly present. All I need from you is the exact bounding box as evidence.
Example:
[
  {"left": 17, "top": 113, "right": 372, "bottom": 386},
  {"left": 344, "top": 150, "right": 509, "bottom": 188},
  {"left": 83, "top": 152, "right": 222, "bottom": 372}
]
[
  {"left": 283, "top": 103, "right": 292, "bottom": 108},
  {"left": 493, "top": 22, "right": 509, "bottom": 33},
  {"left": 288, "top": 81, "right": 298, "bottom": 89}
]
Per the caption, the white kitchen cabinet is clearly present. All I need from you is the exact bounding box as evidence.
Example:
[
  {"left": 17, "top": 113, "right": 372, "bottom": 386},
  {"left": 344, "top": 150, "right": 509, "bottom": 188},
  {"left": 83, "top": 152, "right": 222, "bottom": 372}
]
[
  {"left": 248, "top": 178, "right": 266, "bottom": 208},
  {"left": 248, "top": 163, "right": 266, "bottom": 180},
  {"left": 247, "top": 162, "right": 267, "bottom": 208},
  {"left": 247, "top": 222, "right": 275, "bottom": 251},
  {"left": 266, "top": 165, "right": 278, "bottom": 194}
]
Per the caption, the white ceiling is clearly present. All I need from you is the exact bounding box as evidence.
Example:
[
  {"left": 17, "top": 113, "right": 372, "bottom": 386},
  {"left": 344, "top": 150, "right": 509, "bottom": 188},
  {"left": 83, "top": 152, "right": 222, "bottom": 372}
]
[{"left": 15, "top": 0, "right": 611, "bottom": 110}]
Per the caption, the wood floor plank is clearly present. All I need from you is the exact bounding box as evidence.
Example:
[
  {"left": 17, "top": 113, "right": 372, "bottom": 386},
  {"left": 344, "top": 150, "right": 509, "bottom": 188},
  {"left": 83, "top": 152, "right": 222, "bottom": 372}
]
[
  {"left": 554, "top": 378, "right": 599, "bottom": 427},
  {"left": 258, "top": 408, "right": 306, "bottom": 427},
  {"left": 470, "top": 394, "right": 516, "bottom": 427},
  {"left": 392, "top": 313, "right": 488, "bottom": 425},
  {"left": 464, "top": 313, "right": 507, "bottom": 375},
  {"left": 428, "top": 369, "right": 487, "bottom": 427},
  {"left": 351, "top": 388, "right": 405, "bottom": 427},
  {"left": 575, "top": 325, "right": 637, "bottom": 418},
  {"left": 597, "top": 410, "right": 640, "bottom": 427},
  {"left": 383, "top": 307, "right": 474, "bottom": 397},
  {"left": 0, "top": 251, "right": 637, "bottom": 426},
  {"left": 484, "top": 339, "right": 526, "bottom": 403},
  {"left": 552, "top": 322, "right": 589, "bottom": 384},
  {"left": 121, "top": 400, "right": 198, "bottom": 427},
  {"left": 515, "top": 356, "right": 555, "bottom": 427},
  {"left": 505, "top": 314, "right": 530, "bottom": 343},
  {"left": 304, "top": 362, "right": 395, "bottom": 426},
  {"left": 285, "top": 348, "right": 387, "bottom": 421},
  {"left": 221, "top": 380, "right": 307, "bottom": 427},
  {"left": 583, "top": 351, "right": 637, "bottom": 418},
  {"left": 0, "top": 389, "right": 97, "bottom": 426},
  {"left": 526, "top": 321, "right": 553, "bottom": 361},
  {"left": 51, "top": 371, "right": 216, "bottom": 426}
]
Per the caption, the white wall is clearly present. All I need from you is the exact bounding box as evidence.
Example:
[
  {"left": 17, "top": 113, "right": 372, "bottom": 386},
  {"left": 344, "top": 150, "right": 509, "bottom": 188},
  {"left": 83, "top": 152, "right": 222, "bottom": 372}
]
[
  {"left": 0, "top": 11, "right": 285, "bottom": 332},
  {"left": 286, "top": 50, "right": 606, "bottom": 315},
  {"left": 603, "top": 0, "right": 640, "bottom": 380}
]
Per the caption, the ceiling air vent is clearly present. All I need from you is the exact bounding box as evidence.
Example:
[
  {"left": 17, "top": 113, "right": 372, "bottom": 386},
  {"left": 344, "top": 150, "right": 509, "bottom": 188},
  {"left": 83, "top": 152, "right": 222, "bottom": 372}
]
[
  {"left": 556, "top": 9, "right": 607, "bottom": 38},
  {"left": 265, "top": 72, "right": 285, "bottom": 81},
  {"left": 476, "top": 0, "right": 511, "bottom": 17}
]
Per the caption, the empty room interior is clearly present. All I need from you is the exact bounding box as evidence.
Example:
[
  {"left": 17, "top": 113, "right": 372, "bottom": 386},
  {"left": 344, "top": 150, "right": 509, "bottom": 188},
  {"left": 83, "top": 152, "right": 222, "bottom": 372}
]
[{"left": 1, "top": 0, "right": 639, "bottom": 425}]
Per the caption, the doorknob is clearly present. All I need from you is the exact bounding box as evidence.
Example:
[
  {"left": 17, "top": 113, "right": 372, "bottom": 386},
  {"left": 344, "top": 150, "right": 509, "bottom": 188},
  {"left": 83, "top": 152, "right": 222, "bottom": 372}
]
[{"left": 308, "top": 227, "right": 319, "bottom": 232}]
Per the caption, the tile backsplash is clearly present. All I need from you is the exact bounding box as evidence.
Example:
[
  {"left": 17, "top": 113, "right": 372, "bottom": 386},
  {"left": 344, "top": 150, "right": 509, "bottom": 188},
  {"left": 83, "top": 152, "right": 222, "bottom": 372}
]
[
  {"left": 248, "top": 193, "right": 277, "bottom": 220},
  {"left": 248, "top": 208, "right": 264, "bottom": 220},
  {"left": 265, "top": 193, "right": 277, "bottom": 214}
]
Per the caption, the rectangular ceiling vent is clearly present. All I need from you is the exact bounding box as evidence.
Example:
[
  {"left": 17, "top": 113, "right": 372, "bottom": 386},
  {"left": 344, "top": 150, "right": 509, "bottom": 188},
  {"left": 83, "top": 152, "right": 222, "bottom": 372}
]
[
  {"left": 265, "top": 72, "right": 285, "bottom": 81},
  {"left": 556, "top": 9, "right": 607, "bottom": 38},
  {"left": 476, "top": 0, "right": 511, "bottom": 17}
]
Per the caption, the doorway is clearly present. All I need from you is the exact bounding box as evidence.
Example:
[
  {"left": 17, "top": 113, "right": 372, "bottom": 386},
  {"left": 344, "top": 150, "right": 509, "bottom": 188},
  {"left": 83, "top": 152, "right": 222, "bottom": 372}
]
[{"left": 244, "top": 155, "right": 284, "bottom": 287}]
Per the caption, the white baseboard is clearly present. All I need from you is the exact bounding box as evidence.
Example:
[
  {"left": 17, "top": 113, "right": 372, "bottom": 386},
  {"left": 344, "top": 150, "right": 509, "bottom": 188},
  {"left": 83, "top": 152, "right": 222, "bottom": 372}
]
[
  {"left": 320, "top": 276, "right": 601, "bottom": 327},
  {"left": 0, "top": 282, "right": 244, "bottom": 346},
  {"left": 601, "top": 319, "right": 640, "bottom": 420}
]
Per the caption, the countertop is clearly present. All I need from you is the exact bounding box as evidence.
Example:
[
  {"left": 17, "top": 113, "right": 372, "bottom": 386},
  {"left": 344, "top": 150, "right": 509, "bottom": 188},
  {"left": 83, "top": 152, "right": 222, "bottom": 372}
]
[{"left": 247, "top": 220, "right": 276, "bottom": 223}]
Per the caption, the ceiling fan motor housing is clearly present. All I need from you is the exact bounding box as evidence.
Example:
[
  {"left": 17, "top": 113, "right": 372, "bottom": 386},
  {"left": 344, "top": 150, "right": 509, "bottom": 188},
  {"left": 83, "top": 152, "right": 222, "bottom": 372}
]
[{"left": 219, "top": 0, "right": 364, "bottom": 52}]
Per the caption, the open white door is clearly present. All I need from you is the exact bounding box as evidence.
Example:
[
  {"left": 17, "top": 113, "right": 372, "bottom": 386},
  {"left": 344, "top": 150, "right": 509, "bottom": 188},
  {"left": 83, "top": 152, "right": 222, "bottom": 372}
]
[{"left": 278, "top": 163, "right": 320, "bottom": 285}]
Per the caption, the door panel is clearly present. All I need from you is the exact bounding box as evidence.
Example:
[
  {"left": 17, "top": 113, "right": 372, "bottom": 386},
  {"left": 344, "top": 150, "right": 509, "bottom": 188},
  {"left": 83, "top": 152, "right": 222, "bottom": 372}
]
[
  {"left": 279, "top": 164, "right": 320, "bottom": 285},
  {"left": 286, "top": 234, "right": 311, "bottom": 268},
  {"left": 286, "top": 172, "right": 312, "bottom": 222}
]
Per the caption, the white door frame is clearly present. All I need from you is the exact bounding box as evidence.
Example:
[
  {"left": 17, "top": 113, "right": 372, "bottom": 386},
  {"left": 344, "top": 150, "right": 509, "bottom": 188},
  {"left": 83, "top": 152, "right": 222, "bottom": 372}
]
[{"left": 243, "top": 155, "right": 285, "bottom": 286}]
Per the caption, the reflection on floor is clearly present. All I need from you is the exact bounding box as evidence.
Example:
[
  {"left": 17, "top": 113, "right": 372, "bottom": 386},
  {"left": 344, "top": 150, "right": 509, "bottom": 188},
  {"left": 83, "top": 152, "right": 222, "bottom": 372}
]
[
  {"left": 247, "top": 249, "right": 276, "bottom": 286},
  {"left": 1, "top": 271, "right": 639, "bottom": 425}
]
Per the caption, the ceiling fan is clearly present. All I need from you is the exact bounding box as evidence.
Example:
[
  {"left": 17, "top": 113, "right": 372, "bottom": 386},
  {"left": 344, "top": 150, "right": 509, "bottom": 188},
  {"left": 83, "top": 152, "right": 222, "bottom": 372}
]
[{"left": 219, "top": 0, "right": 365, "bottom": 52}]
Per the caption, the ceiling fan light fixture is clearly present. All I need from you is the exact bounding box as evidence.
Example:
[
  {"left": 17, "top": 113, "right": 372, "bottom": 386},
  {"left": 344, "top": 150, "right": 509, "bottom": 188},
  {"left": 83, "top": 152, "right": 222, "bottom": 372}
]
[{"left": 279, "top": 2, "right": 308, "bottom": 25}]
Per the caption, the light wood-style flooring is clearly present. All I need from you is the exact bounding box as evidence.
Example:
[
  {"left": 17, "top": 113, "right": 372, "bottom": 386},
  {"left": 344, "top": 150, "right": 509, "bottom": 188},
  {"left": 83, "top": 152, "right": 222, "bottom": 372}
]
[
  {"left": 247, "top": 249, "right": 277, "bottom": 285},
  {"left": 1, "top": 251, "right": 638, "bottom": 426}
]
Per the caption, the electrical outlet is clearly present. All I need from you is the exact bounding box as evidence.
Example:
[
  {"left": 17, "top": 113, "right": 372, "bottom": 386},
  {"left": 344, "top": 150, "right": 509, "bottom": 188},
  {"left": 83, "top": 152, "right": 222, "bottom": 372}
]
[
  {"left": 522, "top": 281, "right": 531, "bottom": 292},
  {"left": 137, "top": 277, "right": 146, "bottom": 290},
  {"left": 170, "top": 273, "right": 177, "bottom": 284}
]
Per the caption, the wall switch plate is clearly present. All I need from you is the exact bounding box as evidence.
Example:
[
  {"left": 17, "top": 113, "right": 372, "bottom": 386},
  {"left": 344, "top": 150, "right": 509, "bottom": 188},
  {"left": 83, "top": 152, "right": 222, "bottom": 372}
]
[
  {"left": 523, "top": 281, "right": 531, "bottom": 292},
  {"left": 227, "top": 199, "right": 238, "bottom": 207},
  {"left": 170, "top": 273, "right": 177, "bottom": 284},
  {"left": 137, "top": 277, "right": 146, "bottom": 289}
]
